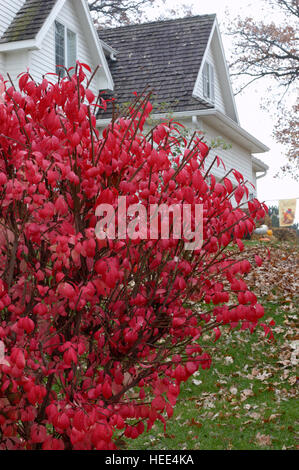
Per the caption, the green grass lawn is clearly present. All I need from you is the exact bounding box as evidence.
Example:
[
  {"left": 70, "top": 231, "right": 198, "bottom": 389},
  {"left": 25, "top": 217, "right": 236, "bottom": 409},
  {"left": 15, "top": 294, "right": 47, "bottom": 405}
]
[
  {"left": 128, "top": 242, "right": 299, "bottom": 450},
  {"left": 129, "top": 302, "right": 298, "bottom": 450}
]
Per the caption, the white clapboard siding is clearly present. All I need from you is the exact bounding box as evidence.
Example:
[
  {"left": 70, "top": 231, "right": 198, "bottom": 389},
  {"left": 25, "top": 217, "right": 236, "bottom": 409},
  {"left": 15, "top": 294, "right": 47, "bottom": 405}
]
[
  {"left": 143, "top": 115, "right": 256, "bottom": 196},
  {"left": 179, "top": 117, "right": 256, "bottom": 194},
  {"left": 194, "top": 44, "right": 227, "bottom": 115},
  {"left": 199, "top": 119, "right": 255, "bottom": 189},
  {"left": 28, "top": 23, "right": 56, "bottom": 83},
  {"left": 2, "top": 49, "right": 30, "bottom": 82},
  {"left": 0, "top": 0, "right": 25, "bottom": 37}
]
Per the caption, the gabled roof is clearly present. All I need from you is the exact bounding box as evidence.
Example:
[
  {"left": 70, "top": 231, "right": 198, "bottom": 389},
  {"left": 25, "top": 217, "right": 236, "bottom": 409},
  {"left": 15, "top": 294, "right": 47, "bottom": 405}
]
[
  {"left": 0, "top": 0, "right": 57, "bottom": 44},
  {"left": 98, "top": 14, "right": 216, "bottom": 118}
]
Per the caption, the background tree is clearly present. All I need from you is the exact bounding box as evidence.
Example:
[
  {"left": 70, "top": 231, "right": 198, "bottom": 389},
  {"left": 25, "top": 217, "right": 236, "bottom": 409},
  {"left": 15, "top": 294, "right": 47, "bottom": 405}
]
[
  {"left": 227, "top": 0, "right": 299, "bottom": 177},
  {"left": 89, "top": 0, "right": 157, "bottom": 26},
  {"left": 89, "top": 0, "right": 193, "bottom": 27}
]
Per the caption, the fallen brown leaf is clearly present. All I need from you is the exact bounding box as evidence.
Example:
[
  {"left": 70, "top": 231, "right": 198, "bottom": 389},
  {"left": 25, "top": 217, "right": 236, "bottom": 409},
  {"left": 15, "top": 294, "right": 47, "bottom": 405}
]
[{"left": 256, "top": 432, "right": 272, "bottom": 447}]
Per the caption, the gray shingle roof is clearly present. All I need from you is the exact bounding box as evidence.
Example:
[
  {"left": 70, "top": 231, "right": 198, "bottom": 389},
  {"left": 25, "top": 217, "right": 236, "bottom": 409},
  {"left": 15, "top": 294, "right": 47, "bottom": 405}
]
[
  {"left": 98, "top": 15, "right": 216, "bottom": 119},
  {"left": 0, "top": 0, "right": 58, "bottom": 44}
]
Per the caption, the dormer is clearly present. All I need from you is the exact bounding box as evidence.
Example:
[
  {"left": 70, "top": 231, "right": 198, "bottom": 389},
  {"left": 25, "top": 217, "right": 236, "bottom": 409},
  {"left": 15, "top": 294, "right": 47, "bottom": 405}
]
[{"left": 0, "top": 0, "right": 114, "bottom": 94}]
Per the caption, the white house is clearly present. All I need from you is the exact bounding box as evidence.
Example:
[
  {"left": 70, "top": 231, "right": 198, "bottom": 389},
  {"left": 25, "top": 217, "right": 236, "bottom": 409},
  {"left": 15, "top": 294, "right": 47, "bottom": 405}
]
[{"left": 0, "top": 0, "right": 269, "bottom": 194}]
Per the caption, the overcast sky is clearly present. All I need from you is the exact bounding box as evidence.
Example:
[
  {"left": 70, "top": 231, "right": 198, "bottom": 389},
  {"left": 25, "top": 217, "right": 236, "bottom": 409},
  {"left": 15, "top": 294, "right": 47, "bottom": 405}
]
[{"left": 145, "top": 0, "right": 299, "bottom": 221}]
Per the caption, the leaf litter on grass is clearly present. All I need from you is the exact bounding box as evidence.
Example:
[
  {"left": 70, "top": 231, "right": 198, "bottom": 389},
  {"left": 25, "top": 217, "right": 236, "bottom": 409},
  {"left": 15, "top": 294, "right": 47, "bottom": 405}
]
[{"left": 130, "top": 242, "right": 299, "bottom": 450}]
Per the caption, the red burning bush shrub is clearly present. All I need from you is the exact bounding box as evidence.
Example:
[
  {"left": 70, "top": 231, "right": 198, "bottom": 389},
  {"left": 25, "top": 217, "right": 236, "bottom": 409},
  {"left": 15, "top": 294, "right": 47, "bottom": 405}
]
[{"left": 0, "top": 63, "right": 269, "bottom": 450}]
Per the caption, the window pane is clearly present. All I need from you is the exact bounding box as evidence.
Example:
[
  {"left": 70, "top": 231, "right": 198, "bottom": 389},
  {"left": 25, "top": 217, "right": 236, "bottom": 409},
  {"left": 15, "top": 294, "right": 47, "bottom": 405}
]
[
  {"left": 67, "top": 29, "right": 77, "bottom": 71},
  {"left": 203, "top": 63, "right": 209, "bottom": 98},
  {"left": 210, "top": 65, "right": 215, "bottom": 103},
  {"left": 55, "top": 21, "right": 65, "bottom": 76},
  {"left": 202, "top": 62, "right": 215, "bottom": 102},
  {"left": 206, "top": 63, "right": 211, "bottom": 98}
]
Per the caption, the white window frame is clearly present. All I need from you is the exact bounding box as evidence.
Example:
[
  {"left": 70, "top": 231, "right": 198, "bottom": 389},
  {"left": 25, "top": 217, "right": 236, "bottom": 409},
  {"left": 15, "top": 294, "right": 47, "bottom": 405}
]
[
  {"left": 55, "top": 20, "right": 77, "bottom": 76},
  {"left": 202, "top": 61, "right": 215, "bottom": 104}
]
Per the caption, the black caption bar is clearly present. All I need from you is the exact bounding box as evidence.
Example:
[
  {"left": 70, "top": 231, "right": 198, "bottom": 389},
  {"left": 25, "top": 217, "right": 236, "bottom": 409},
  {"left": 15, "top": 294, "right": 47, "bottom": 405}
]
[{"left": 0, "top": 449, "right": 291, "bottom": 465}]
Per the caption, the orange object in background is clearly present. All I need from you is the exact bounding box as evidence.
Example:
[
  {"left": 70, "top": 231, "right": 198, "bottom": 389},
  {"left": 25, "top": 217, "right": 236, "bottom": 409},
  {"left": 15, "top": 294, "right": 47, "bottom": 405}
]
[{"left": 267, "top": 230, "right": 273, "bottom": 237}]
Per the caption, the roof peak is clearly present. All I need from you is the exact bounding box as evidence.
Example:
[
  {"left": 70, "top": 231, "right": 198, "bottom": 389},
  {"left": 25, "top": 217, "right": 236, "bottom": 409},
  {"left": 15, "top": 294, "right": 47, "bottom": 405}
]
[{"left": 98, "top": 13, "right": 216, "bottom": 33}]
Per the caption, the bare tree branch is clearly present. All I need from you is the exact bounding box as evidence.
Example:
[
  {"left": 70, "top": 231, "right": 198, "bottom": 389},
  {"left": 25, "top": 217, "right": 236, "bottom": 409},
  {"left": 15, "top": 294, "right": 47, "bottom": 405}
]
[
  {"left": 88, "top": 0, "right": 193, "bottom": 26},
  {"left": 227, "top": 0, "right": 299, "bottom": 176},
  {"left": 89, "top": 0, "right": 160, "bottom": 26}
]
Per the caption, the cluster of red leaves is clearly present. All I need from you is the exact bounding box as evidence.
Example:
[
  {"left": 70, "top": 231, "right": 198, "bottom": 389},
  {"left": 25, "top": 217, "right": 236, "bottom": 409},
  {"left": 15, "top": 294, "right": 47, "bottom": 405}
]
[{"left": 0, "top": 63, "right": 268, "bottom": 450}]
